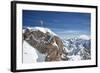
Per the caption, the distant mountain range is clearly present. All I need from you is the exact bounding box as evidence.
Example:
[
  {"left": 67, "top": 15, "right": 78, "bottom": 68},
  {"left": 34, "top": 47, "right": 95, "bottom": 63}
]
[{"left": 62, "top": 37, "right": 91, "bottom": 61}]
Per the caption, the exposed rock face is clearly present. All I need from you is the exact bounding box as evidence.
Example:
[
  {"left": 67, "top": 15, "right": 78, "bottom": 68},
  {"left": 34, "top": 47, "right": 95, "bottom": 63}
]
[{"left": 23, "top": 28, "right": 68, "bottom": 61}]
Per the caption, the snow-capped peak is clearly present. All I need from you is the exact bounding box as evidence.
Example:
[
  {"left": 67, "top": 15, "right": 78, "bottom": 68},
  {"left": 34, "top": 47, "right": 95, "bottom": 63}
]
[
  {"left": 25, "top": 26, "right": 57, "bottom": 36},
  {"left": 79, "top": 35, "right": 90, "bottom": 40}
]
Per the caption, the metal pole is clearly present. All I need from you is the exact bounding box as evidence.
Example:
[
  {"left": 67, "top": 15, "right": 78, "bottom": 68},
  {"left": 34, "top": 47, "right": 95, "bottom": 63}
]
[{"left": 40, "top": 20, "right": 43, "bottom": 27}]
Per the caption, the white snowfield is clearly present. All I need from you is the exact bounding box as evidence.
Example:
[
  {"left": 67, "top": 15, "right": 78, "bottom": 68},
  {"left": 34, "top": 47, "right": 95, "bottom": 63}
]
[
  {"left": 23, "top": 40, "right": 38, "bottom": 63},
  {"left": 23, "top": 40, "right": 47, "bottom": 63}
]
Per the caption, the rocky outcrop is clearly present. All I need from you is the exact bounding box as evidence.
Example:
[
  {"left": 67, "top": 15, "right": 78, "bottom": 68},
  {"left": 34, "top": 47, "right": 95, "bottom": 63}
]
[{"left": 23, "top": 27, "right": 68, "bottom": 61}]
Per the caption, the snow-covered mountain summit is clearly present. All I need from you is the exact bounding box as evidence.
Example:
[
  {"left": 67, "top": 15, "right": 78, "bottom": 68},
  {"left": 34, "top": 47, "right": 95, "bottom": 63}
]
[
  {"left": 23, "top": 26, "right": 91, "bottom": 63},
  {"left": 23, "top": 26, "right": 57, "bottom": 36},
  {"left": 23, "top": 26, "right": 68, "bottom": 62}
]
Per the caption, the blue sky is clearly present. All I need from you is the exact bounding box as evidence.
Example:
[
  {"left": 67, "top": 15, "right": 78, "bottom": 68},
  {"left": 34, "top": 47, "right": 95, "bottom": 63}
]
[{"left": 23, "top": 10, "right": 91, "bottom": 38}]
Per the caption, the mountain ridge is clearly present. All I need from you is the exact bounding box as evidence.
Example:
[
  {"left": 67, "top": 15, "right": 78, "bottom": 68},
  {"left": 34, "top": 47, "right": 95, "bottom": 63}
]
[{"left": 23, "top": 27, "right": 91, "bottom": 63}]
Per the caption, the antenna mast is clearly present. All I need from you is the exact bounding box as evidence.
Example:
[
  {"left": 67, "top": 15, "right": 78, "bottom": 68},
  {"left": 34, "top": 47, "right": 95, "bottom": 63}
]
[{"left": 40, "top": 20, "right": 43, "bottom": 27}]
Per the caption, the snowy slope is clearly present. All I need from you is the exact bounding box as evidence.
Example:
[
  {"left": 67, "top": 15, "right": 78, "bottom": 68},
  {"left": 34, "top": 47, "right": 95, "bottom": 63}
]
[
  {"left": 23, "top": 40, "right": 38, "bottom": 63},
  {"left": 23, "top": 40, "right": 47, "bottom": 63}
]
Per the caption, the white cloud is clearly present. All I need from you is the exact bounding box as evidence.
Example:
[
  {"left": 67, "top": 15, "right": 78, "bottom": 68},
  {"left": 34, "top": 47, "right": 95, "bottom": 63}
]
[{"left": 79, "top": 35, "right": 90, "bottom": 40}]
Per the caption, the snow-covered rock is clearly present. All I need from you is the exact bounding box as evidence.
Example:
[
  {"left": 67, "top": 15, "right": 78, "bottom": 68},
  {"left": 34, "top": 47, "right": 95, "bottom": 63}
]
[{"left": 23, "top": 26, "right": 67, "bottom": 63}]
